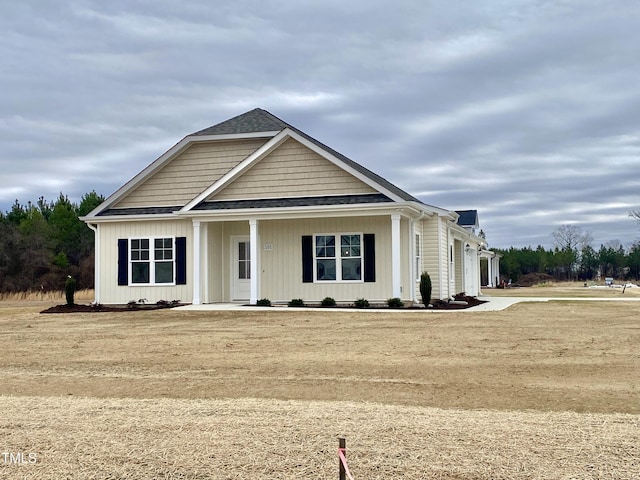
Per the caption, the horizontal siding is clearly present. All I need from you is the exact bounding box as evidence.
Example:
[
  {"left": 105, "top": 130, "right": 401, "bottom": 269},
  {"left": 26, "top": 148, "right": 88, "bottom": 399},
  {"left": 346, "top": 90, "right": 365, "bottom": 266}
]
[
  {"left": 116, "top": 139, "right": 266, "bottom": 208},
  {"left": 98, "top": 220, "right": 192, "bottom": 304},
  {"left": 454, "top": 239, "right": 463, "bottom": 294},
  {"left": 442, "top": 220, "right": 451, "bottom": 299},
  {"left": 420, "top": 217, "right": 440, "bottom": 301},
  {"left": 212, "top": 138, "right": 377, "bottom": 201}
]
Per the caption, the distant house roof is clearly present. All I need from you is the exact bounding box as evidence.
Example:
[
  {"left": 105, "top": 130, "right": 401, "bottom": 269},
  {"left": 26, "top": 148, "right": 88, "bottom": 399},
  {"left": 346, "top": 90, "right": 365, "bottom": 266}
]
[
  {"left": 456, "top": 210, "right": 479, "bottom": 229},
  {"left": 191, "top": 108, "right": 423, "bottom": 204}
]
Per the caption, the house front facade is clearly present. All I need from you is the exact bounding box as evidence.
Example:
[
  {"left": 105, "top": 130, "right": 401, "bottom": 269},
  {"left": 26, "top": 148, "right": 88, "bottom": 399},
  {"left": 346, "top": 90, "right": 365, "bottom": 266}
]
[{"left": 83, "top": 108, "right": 487, "bottom": 305}]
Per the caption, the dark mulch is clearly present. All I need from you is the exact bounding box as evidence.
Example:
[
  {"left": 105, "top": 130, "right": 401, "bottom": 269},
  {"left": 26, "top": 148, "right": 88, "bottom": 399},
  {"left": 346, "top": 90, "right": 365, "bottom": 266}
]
[
  {"left": 431, "top": 294, "right": 487, "bottom": 310},
  {"left": 42, "top": 295, "right": 485, "bottom": 314},
  {"left": 41, "top": 303, "right": 183, "bottom": 314}
]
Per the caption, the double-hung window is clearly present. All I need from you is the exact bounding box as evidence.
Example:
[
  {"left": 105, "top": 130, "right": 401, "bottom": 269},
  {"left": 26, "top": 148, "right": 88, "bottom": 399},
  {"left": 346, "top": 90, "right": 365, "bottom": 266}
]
[
  {"left": 315, "top": 234, "right": 362, "bottom": 282},
  {"left": 130, "top": 237, "right": 174, "bottom": 284}
]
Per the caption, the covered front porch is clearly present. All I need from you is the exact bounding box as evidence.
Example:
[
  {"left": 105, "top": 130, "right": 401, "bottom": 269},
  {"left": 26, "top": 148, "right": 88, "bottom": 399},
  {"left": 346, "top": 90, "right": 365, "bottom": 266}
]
[
  {"left": 480, "top": 250, "right": 502, "bottom": 288},
  {"left": 188, "top": 211, "right": 417, "bottom": 305}
]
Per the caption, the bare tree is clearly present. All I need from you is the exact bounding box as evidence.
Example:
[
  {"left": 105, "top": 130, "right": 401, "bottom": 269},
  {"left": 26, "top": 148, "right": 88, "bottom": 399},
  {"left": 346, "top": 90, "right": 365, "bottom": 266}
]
[
  {"left": 552, "top": 224, "right": 589, "bottom": 251},
  {"left": 631, "top": 210, "right": 640, "bottom": 222}
]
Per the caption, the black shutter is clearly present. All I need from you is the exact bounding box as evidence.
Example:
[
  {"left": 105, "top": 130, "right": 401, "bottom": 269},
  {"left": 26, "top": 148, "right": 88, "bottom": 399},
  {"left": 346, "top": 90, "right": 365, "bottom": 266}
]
[
  {"left": 302, "top": 235, "right": 313, "bottom": 283},
  {"left": 117, "top": 239, "right": 128, "bottom": 286},
  {"left": 363, "top": 233, "right": 376, "bottom": 282},
  {"left": 175, "top": 237, "right": 187, "bottom": 285}
]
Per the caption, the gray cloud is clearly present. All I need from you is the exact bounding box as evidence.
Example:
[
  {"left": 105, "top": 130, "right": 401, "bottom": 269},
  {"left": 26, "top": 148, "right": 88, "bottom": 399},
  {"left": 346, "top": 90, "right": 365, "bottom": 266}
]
[{"left": 1, "top": 0, "right": 639, "bottom": 248}]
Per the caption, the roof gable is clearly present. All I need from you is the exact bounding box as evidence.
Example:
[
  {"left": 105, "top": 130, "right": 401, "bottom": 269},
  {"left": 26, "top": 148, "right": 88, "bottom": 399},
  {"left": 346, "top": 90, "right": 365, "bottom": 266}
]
[
  {"left": 85, "top": 108, "right": 428, "bottom": 218},
  {"left": 208, "top": 137, "right": 378, "bottom": 202}
]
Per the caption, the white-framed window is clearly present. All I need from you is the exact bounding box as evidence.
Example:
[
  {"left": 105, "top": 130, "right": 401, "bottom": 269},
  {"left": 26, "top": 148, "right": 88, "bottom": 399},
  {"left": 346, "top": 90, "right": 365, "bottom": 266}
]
[
  {"left": 130, "top": 237, "right": 175, "bottom": 285},
  {"left": 415, "top": 233, "right": 421, "bottom": 281},
  {"left": 314, "top": 233, "right": 362, "bottom": 282}
]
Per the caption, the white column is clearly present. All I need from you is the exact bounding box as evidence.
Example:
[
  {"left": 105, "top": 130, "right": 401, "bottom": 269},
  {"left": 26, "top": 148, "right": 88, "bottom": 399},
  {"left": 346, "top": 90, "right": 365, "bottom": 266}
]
[
  {"left": 192, "top": 220, "right": 201, "bottom": 305},
  {"left": 249, "top": 219, "right": 258, "bottom": 305},
  {"left": 409, "top": 220, "right": 416, "bottom": 302},
  {"left": 89, "top": 223, "right": 100, "bottom": 304},
  {"left": 391, "top": 214, "right": 401, "bottom": 298},
  {"left": 487, "top": 255, "right": 493, "bottom": 287},
  {"left": 202, "top": 223, "right": 209, "bottom": 303}
]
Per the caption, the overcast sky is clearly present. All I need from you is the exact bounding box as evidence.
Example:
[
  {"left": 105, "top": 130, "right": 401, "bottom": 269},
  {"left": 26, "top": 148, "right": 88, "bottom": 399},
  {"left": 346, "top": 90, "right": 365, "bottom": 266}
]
[{"left": 2, "top": 0, "right": 639, "bottom": 248}]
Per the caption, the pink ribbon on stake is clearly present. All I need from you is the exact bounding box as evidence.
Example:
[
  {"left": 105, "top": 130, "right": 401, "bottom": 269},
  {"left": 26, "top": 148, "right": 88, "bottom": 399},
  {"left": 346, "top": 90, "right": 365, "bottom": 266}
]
[{"left": 338, "top": 447, "right": 356, "bottom": 480}]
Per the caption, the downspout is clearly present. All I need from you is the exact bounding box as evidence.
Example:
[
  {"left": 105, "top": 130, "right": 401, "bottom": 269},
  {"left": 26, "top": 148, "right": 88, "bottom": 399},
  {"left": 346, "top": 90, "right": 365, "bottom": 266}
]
[{"left": 86, "top": 223, "right": 100, "bottom": 304}]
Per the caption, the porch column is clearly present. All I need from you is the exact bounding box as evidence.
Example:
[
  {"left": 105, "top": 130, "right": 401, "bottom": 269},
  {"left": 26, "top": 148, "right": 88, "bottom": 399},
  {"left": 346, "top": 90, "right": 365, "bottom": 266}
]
[
  {"left": 192, "top": 220, "right": 201, "bottom": 305},
  {"left": 391, "top": 214, "right": 401, "bottom": 298},
  {"left": 249, "top": 219, "right": 258, "bottom": 305},
  {"left": 487, "top": 255, "right": 493, "bottom": 287},
  {"left": 493, "top": 256, "right": 500, "bottom": 286},
  {"left": 89, "top": 223, "right": 100, "bottom": 304}
]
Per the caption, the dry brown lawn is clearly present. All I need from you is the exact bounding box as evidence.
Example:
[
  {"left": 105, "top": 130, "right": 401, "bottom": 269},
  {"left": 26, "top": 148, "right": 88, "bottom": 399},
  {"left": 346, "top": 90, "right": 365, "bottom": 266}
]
[{"left": 0, "top": 295, "right": 638, "bottom": 479}]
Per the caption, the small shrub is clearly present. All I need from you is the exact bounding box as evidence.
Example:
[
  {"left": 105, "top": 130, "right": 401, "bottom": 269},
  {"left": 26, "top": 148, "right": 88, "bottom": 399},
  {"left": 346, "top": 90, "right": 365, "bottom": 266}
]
[
  {"left": 288, "top": 298, "right": 305, "bottom": 307},
  {"left": 256, "top": 298, "right": 272, "bottom": 307},
  {"left": 419, "top": 271, "right": 432, "bottom": 307},
  {"left": 64, "top": 275, "right": 76, "bottom": 306},
  {"left": 321, "top": 297, "right": 336, "bottom": 307},
  {"left": 354, "top": 298, "right": 370, "bottom": 308},
  {"left": 387, "top": 297, "right": 404, "bottom": 308}
]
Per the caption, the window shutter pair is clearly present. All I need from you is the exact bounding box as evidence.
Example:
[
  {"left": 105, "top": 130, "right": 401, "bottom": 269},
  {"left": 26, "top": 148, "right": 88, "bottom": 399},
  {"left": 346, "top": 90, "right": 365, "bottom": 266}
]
[
  {"left": 301, "top": 234, "right": 376, "bottom": 283},
  {"left": 116, "top": 238, "right": 187, "bottom": 285}
]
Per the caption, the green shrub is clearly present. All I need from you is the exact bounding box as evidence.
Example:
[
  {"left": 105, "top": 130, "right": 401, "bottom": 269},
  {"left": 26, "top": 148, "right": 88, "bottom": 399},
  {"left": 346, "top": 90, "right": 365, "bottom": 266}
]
[
  {"left": 419, "top": 271, "right": 432, "bottom": 306},
  {"left": 256, "top": 298, "right": 272, "bottom": 307},
  {"left": 321, "top": 297, "right": 336, "bottom": 307},
  {"left": 387, "top": 297, "right": 404, "bottom": 308},
  {"left": 288, "top": 298, "right": 305, "bottom": 307},
  {"left": 354, "top": 298, "right": 370, "bottom": 308},
  {"left": 64, "top": 275, "right": 76, "bottom": 306}
]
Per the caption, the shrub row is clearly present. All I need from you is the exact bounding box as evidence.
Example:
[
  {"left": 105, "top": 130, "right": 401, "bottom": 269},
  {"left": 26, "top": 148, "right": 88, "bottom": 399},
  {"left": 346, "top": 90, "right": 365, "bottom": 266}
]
[{"left": 255, "top": 297, "right": 408, "bottom": 308}]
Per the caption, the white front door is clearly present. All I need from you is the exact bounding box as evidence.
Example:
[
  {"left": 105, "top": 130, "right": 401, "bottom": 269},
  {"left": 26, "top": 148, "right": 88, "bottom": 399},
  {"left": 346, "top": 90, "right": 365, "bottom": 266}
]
[{"left": 231, "top": 236, "right": 251, "bottom": 301}]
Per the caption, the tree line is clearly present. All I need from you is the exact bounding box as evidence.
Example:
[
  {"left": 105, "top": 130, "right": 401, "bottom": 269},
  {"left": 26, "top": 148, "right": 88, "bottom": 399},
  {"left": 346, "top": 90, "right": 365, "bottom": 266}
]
[
  {"left": 495, "top": 225, "right": 640, "bottom": 283},
  {"left": 0, "top": 192, "right": 104, "bottom": 292},
  {"left": 1, "top": 193, "right": 638, "bottom": 292}
]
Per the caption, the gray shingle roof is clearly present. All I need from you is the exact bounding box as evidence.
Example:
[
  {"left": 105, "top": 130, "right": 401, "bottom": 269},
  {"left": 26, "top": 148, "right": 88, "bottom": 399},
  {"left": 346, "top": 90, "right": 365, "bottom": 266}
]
[
  {"left": 98, "top": 206, "right": 180, "bottom": 216},
  {"left": 456, "top": 210, "right": 478, "bottom": 227},
  {"left": 191, "top": 108, "right": 423, "bottom": 204},
  {"left": 192, "top": 108, "right": 288, "bottom": 136},
  {"left": 193, "top": 193, "right": 392, "bottom": 211}
]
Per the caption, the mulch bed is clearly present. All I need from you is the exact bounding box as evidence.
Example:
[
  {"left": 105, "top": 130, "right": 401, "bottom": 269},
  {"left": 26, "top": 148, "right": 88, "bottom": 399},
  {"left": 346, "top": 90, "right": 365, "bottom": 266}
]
[
  {"left": 431, "top": 294, "right": 487, "bottom": 310},
  {"left": 42, "top": 295, "right": 485, "bottom": 313},
  {"left": 41, "top": 303, "right": 183, "bottom": 314}
]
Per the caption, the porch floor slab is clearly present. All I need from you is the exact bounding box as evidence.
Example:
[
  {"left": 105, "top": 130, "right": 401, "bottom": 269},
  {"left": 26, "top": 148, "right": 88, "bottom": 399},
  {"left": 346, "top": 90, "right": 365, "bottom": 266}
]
[{"left": 175, "top": 296, "right": 640, "bottom": 313}]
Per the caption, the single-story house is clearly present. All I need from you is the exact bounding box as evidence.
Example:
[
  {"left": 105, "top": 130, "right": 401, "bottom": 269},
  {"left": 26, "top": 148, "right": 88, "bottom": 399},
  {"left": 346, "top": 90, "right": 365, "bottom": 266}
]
[
  {"left": 455, "top": 209, "right": 502, "bottom": 288},
  {"left": 82, "top": 108, "right": 491, "bottom": 305}
]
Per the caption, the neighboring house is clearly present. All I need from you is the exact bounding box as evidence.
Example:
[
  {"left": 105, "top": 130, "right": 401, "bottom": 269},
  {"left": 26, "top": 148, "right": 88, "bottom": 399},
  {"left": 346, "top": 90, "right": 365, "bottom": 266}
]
[
  {"left": 82, "top": 108, "right": 489, "bottom": 305},
  {"left": 456, "top": 210, "right": 502, "bottom": 288}
]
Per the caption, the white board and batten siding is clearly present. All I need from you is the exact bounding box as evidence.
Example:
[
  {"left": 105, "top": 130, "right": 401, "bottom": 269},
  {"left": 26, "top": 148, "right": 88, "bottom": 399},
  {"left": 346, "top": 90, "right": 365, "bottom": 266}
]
[
  {"left": 98, "top": 220, "right": 192, "bottom": 305},
  {"left": 222, "top": 216, "right": 396, "bottom": 303}
]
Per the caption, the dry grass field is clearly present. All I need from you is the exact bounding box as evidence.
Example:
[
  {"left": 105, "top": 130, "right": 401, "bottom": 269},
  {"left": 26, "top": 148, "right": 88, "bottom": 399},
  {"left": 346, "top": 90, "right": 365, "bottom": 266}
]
[{"left": 0, "top": 287, "right": 638, "bottom": 479}]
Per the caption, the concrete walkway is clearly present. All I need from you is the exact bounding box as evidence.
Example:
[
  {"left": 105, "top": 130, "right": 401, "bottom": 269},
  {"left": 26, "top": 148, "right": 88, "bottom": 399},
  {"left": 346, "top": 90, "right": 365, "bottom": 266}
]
[{"left": 176, "top": 296, "right": 640, "bottom": 313}]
